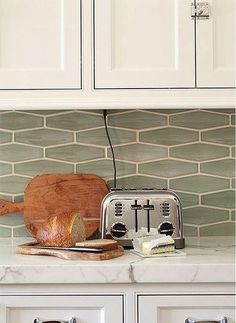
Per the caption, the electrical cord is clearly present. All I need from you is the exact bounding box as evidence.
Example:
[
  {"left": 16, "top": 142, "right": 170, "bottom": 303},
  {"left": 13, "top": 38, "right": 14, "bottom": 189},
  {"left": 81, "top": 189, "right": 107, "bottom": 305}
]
[{"left": 103, "top": 109, "right": 117, "bottom": 188}]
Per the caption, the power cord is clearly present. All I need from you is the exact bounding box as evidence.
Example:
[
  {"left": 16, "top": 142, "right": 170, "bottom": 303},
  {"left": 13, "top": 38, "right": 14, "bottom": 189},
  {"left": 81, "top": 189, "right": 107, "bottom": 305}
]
[{"left": 103, "top": 109, "right": 117, "bottom": 188}]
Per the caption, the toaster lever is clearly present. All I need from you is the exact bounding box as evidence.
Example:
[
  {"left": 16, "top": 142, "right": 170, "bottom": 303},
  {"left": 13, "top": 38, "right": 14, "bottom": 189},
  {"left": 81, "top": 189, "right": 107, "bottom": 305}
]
[
  {"left": 131, "top": 200, "right": 142, "bottom": 232},
  {"left": 143, "top": 200, "right": 154, "bottom": 232}
]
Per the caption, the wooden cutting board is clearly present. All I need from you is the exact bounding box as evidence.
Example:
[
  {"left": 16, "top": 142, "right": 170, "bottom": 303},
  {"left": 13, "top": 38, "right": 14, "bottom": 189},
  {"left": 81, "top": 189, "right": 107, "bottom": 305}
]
[
  {"left": 16, "top": 242, "right": 124, "bottom": 261},
  {"left": 0, "top": 173, "right": 109, "bottom": 245}
]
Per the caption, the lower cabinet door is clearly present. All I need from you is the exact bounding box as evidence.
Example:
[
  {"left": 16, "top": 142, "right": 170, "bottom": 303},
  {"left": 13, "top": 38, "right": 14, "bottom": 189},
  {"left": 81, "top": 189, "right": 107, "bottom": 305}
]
[
  {"left": 0, "top": 295, "right": 123, "bottom": 323},
  {"left": 138, "top": 295, "right": 235, "bottom": 323}
]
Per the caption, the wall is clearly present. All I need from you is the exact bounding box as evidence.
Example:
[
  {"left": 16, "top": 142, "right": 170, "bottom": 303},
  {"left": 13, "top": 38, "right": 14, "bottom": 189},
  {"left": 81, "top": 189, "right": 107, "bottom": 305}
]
[{"left": 0, "top": 108, "right": 235, "bottom": 238}]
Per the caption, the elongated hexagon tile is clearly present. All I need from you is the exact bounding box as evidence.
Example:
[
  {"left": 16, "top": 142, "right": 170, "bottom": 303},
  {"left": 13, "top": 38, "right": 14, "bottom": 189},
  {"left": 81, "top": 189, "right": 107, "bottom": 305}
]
[
  {"left": 0, "top": 131, "right": 12, "bottom": 144},
  {"left": 231, "top": 115, "right": 235, "bottom": 125},
  {"left": 0, "top": 194, "right": 12, "bottom": 201},
  {"left": 0, "top": 213, "right": 23, "bottom": 226},
  {"left": 47, "top": 112, "right": 104, "bottom": 131},
  {"left": 108, "top": 143, "right": 167, "bottom": 162},
  {"left": 76, "top": 159, "right": 135, "bottom": 179},
  {"left": 170, "top": 110, "right": 229, "bottom": 129},
  {"left": 170, "top": 143, "right": 229, "bottom": 161},
  {"left": 109, "top": 111, "right": 167, "bottom": 129},
  {"left": 201, "top": 127, "right": 235, "bottom": 145},
  {"left": 0, "top": 144, "right": 43, "bottom": 162},
  {"left": 13, "top": 195, "right": 24, "bottom": 203},
  {"left": 27, "top": 110, "right": 70, "bottom": 115},
  {"left": 15, "top": 129, "right": 74, "bottom": 147},
  {"left": 146, "top": 109, "right": 193, "bottom": 114},
  {"left": 183, "top": 225, "right": 197, "bottom": 237},
  {"left": 13, "top": 226, "right": 30, "bottom": 237},
  {"left": 231, "top": 211, "right": 235, "bottom": 221},
  {"left": 0, "top": 112, "right": 43, "bottom": 130},
  {"left": 107, "top": 110, "right": 129, "bottom": 115},
  {"left": 201, "top": 159, "right": 235, "bottom": 178},
  {"left": 76, "top": 128, "right": 136, "bottom": 146},
  {"left": 232, "top": 147, "right": 235, "bottom": 157},
  {"left": 0, "top": 227, "right": 11, "bottom": 237},
  {"left": 183, "top": 207, "right": 229, "bottom": 225},
  {"left": 139, "top": 159, "right": 197, "bottom": 178},
  {"left": 0, "top": 162, "right": 11, "bottom": 176},
  {"left": 232, "top": 178, "right": 235, "bottom": 189},
  {"left": 170, "top": 175, "right": 229, "bottom": 193},
  {"left": 176, "top": 192, "right": 199, "bottom": 207},
  {"left": 140, "top": 127, "right": 198, "bottom": 146},
  {"left": 205, "top": 108, "right": 235, "bottom": 114},
  {"left": 107, "top": 175, "right": 167, "bottom": 189},
  {"left": 46, "top": 144, "right": 105, "bottom": 163},
  {"left": 0, "top": 176, "right": 29, "bottom": 194},
  {"left": 15, "top": 160, "right": 74, "bottom": 177},
  {"left": 201, "top": 190, "right": 235, "bottom": 209},
  {"left": 200, "top": 222, "right": 235, "bottom": 236}
]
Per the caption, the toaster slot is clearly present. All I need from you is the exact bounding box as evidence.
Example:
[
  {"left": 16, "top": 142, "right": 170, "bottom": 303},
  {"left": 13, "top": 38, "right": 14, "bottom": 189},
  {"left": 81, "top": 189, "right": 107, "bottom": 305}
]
[
  {"left": 131, "top": 200, "right": 142, "bottom": 232},
  {"left": 143, "top": 200, "right": 154, "bottom": 232}
]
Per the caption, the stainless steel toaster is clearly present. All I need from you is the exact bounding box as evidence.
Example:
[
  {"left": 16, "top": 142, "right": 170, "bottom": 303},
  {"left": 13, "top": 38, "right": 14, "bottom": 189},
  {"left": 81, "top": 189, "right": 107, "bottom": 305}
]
[{"left": 100, "top": 189, "right": 185, "bottom": 249}]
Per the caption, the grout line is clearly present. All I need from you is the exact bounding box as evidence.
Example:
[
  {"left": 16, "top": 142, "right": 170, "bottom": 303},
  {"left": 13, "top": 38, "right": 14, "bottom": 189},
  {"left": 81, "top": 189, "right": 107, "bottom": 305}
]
[
  {"left": 198, "top": 220, "right": 233, "bottom": 228},
  {"left": 73, "top": 131, "right": 77, "bottom": 143}
]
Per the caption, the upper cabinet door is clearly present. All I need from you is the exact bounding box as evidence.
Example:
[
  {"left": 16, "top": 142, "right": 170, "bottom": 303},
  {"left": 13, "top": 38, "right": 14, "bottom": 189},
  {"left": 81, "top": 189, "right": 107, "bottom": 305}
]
[
  {"left": 94, "top": 0, "right": 195, "bottom": 89},
  {"left": 196, "top": 0, "right": 235, "bottom": 87},
  {"left": 0, "top": 0, "right": 81, "bottom": 89}
]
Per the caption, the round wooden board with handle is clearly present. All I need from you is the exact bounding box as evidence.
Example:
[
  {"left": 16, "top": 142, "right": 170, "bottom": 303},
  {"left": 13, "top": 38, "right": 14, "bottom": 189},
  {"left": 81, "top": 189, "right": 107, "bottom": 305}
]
[
  {"left": 16, "top": 243, "right": 124, "bottom": 261},
  {"left": 0, "top": 173, "right": 109, "bottom": 245}
]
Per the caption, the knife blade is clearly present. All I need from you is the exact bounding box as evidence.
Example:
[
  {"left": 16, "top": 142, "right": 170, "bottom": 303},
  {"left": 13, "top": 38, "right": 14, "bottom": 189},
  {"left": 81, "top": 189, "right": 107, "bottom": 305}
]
[{"left": 32, "top": 246, "right": 103, "bottom": 253}]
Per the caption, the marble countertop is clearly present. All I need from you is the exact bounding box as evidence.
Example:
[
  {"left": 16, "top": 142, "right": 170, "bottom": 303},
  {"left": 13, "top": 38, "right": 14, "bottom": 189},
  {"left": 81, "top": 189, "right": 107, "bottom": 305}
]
[{"left": 0, "top": 237, "right": 234, "bottom": 284}]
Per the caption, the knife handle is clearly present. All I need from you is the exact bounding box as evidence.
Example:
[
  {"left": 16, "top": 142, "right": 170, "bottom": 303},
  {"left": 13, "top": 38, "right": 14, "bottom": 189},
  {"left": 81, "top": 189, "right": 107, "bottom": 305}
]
[{"left": 34, "top": 318, "right": 76, "bottom": 323}]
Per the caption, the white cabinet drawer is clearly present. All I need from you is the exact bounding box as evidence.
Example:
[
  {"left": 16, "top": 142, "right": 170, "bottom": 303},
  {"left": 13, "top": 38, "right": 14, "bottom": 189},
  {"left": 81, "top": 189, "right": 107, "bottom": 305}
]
[
  {"left": 0, "top": 295, "right": 123, "bottom": 323},
  {"left": 138, "top": 295, "right": 235, "bottom": 323}
]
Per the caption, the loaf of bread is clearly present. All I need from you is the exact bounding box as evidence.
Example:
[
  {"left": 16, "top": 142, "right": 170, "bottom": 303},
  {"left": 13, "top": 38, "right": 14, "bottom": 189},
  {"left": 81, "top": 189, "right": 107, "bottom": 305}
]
[{"left": 33, "top": 212, "right": 86, "bottom": 247}]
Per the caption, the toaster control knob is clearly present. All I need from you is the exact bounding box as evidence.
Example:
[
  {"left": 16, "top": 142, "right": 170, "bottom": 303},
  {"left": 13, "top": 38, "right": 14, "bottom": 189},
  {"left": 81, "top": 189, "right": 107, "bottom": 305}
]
[
  {"left": 158, "top": 222, "right": 174, "bottom": 236},
  {"left": 110, "top": 222, "right": 127, "bottom": 238}
]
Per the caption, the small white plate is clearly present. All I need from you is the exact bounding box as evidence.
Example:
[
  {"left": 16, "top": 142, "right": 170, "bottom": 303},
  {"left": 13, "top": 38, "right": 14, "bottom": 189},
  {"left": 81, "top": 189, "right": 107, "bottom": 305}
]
[{"left": 131, "top": 249, "right": 186, "bottom": 258}]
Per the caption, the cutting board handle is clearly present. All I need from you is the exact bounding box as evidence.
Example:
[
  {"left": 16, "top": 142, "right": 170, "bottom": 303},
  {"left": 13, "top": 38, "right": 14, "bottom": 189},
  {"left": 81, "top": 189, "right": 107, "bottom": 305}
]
[{"left": 0, "top": 199, "right": 24, "bottom": 215}]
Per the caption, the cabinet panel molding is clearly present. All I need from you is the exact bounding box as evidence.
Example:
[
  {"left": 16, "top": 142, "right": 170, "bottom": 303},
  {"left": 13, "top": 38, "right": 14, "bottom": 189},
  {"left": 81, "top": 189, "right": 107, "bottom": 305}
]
[
  {"left": 0, "top": 295, "right": 124, "bottom": 323},
  {"left": 0, "top": 0, "right": 82, "bottom": 89},
  {"left": 138, "top": 295, "right": 235, "bottom": 323},
  {"left": 94, "top": 0, "right": 195, "bottom": 89},
  {"left": 196, "top": 0, "right": 235, "bottom": 87}
]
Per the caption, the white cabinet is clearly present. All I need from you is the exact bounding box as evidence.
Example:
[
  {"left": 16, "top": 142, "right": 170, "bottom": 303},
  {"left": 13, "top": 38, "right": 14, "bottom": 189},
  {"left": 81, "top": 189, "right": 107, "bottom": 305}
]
[
  {"left": 94, "top": 0, "right": 195, "bottom": 89},
  {"left": 0, "top": 0, "right": 234, "bottom": 107},
  {"left": 1, "top": 293, "right": 235, "bottom": 323},
  {"left": 0, "top": 295, "right": 123, "bottom": 323},
  {"left": 0, "top": 0, "right": 81, "bottom": 89},
  {"left": 197, "top": 0, "right": 235, "bottom": 87},
  {"left": 138, "top": 295, "right": 235, "bottom": 323},
  {"left": 94, "top": 0, "right": 235, "bottom": 89}
]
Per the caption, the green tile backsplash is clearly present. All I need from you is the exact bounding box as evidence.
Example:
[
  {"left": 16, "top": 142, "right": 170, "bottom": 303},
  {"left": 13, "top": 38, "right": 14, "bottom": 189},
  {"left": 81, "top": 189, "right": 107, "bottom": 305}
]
[{"left": 0, "top": 109, "right": 235, "bottom": 237}]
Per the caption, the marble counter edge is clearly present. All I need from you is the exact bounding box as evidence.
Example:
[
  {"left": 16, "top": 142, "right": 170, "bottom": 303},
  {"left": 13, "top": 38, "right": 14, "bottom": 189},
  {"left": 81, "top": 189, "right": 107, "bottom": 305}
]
[{"left": 0, "top": 237, "right": 235, "bottom": 284}]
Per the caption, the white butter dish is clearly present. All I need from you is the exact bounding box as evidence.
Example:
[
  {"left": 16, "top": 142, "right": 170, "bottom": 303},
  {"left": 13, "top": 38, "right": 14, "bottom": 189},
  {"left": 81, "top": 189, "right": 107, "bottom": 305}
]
[{"left": 131, "top": 249, "right": 186, "bottom": 258}]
